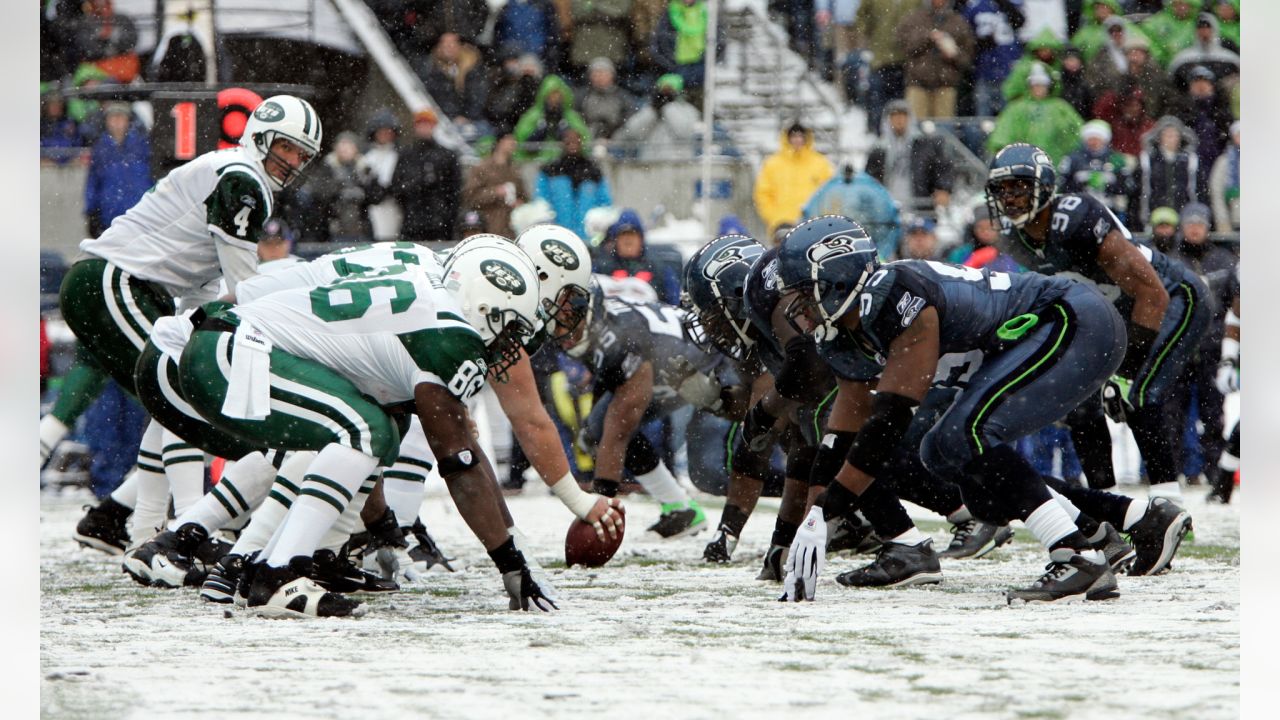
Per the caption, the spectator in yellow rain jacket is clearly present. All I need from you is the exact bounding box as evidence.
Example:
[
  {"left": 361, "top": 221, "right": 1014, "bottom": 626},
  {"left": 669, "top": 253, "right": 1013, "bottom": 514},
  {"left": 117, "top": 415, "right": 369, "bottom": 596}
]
[{"left": 752, "top": 122, "right": 834, "bottom": 240}]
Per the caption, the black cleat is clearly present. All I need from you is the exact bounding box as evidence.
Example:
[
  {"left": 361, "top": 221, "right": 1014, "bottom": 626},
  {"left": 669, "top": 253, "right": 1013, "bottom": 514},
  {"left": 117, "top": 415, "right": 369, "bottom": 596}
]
[
  {"left": 703, "top": 528, "right": 739, "bottom": 563},
  {"left": 756, "top": 544, "right": 787, "bottom": 582},
  {"left": 836, "top": 539, "right": 944, "bottom": 588},
  {"left": 938, "top": 520, "right": 1015, "bottom": 560},
  {"left": 1007, "top": 548, "right": 1119, "bottom": 604},
  {"left": 246, "top": 556, "right": 367, "bottom": 619},
  {"left": 407, "top": 518, "right": 456, "bottom": 573},
  {"left": 311, "top": 549, "right": 398, "bottom": 594},
  {"left": 1092, "top": 522, "right": 1136, "bottom": 573},
  {"left": 1128, "top": 497, "right": 1192, "bottom": 576},
  {"left": 121, "top": 522, "right": 209, "bottom": 588},
  {"left": 200, "top": 553, "right": 245, "bottom": 604},
  {"left": 826, "top": 513, "right": 883, "bottom": 554},
  {"left": 646, "top": 501, "right": 706, "bottom": 539},
  {"left": 72, "top": 498, "right": 132, "bottom": 555}
]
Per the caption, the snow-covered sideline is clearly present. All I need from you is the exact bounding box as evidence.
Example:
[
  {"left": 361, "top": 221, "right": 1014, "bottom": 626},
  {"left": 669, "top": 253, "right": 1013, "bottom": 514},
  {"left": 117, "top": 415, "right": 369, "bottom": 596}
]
[{"left": 41, "top": 483, "right": 1238, "bottom": 719}]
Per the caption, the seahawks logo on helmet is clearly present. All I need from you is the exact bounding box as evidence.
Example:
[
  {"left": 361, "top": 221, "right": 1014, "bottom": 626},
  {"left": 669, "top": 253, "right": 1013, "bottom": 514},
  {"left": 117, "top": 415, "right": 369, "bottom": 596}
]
[
  {"left": 701, "top": 246, "right": 748, "bottom": 281},
  {"left": 253, "top": 101, "right": 286, "bottom": 122},
  {"left": 480, "top": 259, "right": 527, "bottom": 295},
  {"left": 805, "top": 232, "right": 873, "bottom": 267},
  {"left": 762, "top": 258, "right": 781, "bottom": 290},
  {"left": 540, "top": 239, "right": 580, "bottom": 270}
]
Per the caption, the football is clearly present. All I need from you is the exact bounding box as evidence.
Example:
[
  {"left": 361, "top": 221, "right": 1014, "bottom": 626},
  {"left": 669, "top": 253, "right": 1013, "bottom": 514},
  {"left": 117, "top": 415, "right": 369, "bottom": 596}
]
[{"left": 564, "top": 506, "right": 626, "bottom": 568}]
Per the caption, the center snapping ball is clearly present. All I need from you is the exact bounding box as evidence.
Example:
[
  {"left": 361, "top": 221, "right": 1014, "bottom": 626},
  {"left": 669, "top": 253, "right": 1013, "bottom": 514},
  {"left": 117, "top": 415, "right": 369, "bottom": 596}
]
[{"left": 565, "top": 506, "right": 626, "bottom": 568}]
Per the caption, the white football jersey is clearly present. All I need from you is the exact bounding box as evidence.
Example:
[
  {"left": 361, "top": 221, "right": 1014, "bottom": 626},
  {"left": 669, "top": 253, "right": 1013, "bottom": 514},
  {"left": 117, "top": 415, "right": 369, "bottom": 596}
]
[
  {"left": 235, "top": 241, "right": 442, "bottom": 305},
  {"left": 229, "top": 264, "right": 489, "bottom": 405},
  {"left": 80, "top": 146, "right": 273, "bottom": 296}
]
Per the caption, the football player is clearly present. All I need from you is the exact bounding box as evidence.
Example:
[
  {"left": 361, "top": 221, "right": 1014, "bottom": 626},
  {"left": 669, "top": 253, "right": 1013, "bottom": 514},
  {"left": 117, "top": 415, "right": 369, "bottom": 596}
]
[
  {"left": 776, "top": 215, "right": 1127, "bottom": 603},
  {"left": 988, "top": 144, "right": 1206, "bottom": 530},
  {"left": 1206, "top": 267, "right": 1239, "bottom": 504},
  {"left": 66, "top": 96, "right": 322, "bottom": 555}
]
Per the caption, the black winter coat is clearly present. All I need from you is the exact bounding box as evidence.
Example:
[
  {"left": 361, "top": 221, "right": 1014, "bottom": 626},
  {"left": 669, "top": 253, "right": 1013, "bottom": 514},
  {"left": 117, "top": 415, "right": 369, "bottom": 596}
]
[
  {"left": 864, "top": 134, "right": 954, "bottom": 200},
  {"left": 387, "top": 138, "right": 461, "bottom": 243}
]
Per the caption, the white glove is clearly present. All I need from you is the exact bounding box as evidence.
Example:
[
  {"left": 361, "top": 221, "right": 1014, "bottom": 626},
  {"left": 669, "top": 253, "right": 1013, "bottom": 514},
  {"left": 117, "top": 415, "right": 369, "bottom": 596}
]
[
  {"left": 677, "top": 371, "right": 723, "bottom": 410},
  {"left": 780, "top": 506, "right": 827, "bottom": 601},
  {"left": 1215, "top": 359, "right": 1239, "bottom": 395}
]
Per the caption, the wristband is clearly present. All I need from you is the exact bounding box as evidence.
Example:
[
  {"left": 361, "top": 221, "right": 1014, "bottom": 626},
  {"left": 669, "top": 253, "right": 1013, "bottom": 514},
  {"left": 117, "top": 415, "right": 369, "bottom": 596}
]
[
  {"left": 487, "top": 536, "right": 525, "bottom": 574},
  {"left": 550, "top": 473, "right": 599, "bottom": 520},
  {"left": 1116, "top": 324, "right": 1158, "bottom": 381}
]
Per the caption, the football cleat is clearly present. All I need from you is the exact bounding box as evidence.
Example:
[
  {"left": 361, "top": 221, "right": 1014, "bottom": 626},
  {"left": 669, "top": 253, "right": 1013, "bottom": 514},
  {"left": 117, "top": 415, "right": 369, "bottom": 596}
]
[
  {"left": 200, "top": 553, "right": 245, "bottom": 604},
  {"left": 1092, "top": 522, "right": 1136, "bottom": 573},
  {"left": 72, "top": 498, "right": 132, "bottom": 555},
  {"left": 406, "top": 518, "right": 456, "bottom": 573},
  {"left": 312, "top": 549, "right": 398, "bottom": 593},
  {"left": 836, "top": 539, "right": 944, "bottom": 588},
  {"left": 246, "top": 556, "right": 368, "bottom": 619},
  {"left": 938, "top": 520, "right": 1015, "bottom": 560},
  {"left": 703, "top": 527, "right": 739, "bottom": 563},
  {"left": 121, "top": 522, "right": 209, "bottom": 588},
  {"left": 756, "top": 544, "right": 788, "bottom": 582},
  {"left": 826, "top": 512, "right": 883, "bottom": 554},
  {"left": 646, "top": 500, "right": 707, "bottom": 539},
  {"left": 1006, "top": 548, "right": 1119, "bottom": 604},
  {"left": 1127, "top": 497, "right": 1192, "bottom": 576}
]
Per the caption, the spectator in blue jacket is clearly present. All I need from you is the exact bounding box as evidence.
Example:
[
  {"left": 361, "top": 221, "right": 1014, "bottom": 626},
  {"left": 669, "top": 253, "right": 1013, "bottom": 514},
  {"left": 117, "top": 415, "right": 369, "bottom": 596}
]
[
  {"left": 534, "top": 127, "right": 612, "bottom": 238},
  {"left": 802, "top": 161, "right": 902, "bottom": 260},
  {"left": 594, "top": 208, "right": 682, "bottom": 305},
  {"left": 494, "top": 0, "right": 562, "bottom": 73},
  {"left": 962, "top": 0, "right": 1026, "bottom": 116},
  {"left": 84, "top": 102, "right": 151, "bottom": 237}
]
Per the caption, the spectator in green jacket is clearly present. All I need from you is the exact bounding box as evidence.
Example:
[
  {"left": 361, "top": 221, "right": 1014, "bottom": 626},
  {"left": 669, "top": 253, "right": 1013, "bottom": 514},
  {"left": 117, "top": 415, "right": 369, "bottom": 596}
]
[
  {"left": 1071, "top": 0, "right": 1150, "bottom": 63},
  {"left": 1213, "top": 0, "right": 1239, "bottom": 53},
  {"left": 1002, "top": 28, "right": 1062, "bottom": 104},
  {"left": 514, "top": 74, "right": 592, "bottom": 162},
  {"left": 1140, "top": 0, "right": 1202, "bottom": 67},
  {"left": 987, "top": 62, "right": 1084, "bottom": 165}
]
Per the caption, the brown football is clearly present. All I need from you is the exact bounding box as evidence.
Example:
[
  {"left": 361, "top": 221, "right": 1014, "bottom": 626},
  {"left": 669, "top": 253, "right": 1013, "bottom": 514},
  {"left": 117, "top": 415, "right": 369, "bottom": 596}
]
[{"left": 564, "top": 506, "right": 626, "bottom": 568}]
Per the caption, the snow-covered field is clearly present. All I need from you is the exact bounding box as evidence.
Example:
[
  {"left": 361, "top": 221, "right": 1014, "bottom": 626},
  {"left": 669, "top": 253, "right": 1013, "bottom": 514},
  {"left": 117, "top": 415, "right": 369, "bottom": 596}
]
[{"left": 41, "top": 483, "right": 1239, "bottom": 720}]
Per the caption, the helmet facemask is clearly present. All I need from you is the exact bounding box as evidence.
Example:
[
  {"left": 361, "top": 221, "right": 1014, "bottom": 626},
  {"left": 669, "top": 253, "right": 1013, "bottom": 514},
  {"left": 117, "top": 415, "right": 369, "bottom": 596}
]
[
  {"left": 254, "top": 132, "right": 317, "bottom": 190},
  {"left": 482, "top": 309, "right": 536, "bottom": 383},
  {"left": 541, "top": 283, "right": 591, "bottom": 342}
]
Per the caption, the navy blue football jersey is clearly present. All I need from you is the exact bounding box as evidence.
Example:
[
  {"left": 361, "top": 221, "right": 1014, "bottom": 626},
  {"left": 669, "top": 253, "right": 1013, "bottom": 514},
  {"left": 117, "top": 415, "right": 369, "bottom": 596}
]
[{"left": 999, "top": 193, "right": 1200, "bottom": 315}]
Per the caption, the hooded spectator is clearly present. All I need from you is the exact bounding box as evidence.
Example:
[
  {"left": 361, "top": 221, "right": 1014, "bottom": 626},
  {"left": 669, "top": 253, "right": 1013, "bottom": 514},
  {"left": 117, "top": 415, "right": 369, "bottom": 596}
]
[
  {"left": 1212, "top": 0, "right": 1239, "bottom": 53},
  {"left": 309, "top": 130, "right": 373, "bottom": 245},
  {"left": 1058, "top": 119, "right": 1138, "bottom": 223},
  {"left": 1207, "top": 120, "right": 1239, "bottom": 233},
  {"left": 961, "top": 0, "right": 1026, "bottom": 117},
  {"left": 461, "top": 133, "right": 529, "bottom": 238},
  {"left": 83, "top": 101, "right": 150, "bottom": 237},
  {"left": 359, "top": 108, "right": 403, "bottom": 241},
  {"left": 865, "top": 100, "right": 954, "bottom": 215},
  {"left": 594, "top": 208, "right": 681, "bottom": 305},
  {"left": 1091, "top": 78, "right": 1156, "bottom": 157},
  {"left": 576, "top": 57, "right": 637, "bottom": 140},
  {"left": 484, "top": 44, "right": 541, "bottom": 137},
  {"left": 1138, "top": 116, "right": 1199, "bottom": 229},
  {"left": 1140, "top": 0, "right": 1202, "bottom": 66},
  {"left": 534, "top": 127, "right": 612, "bottom": 238},
  {"left": 900, "top": 216, "right": 942, "bottom": 261},
  {"left": 1168, "top": 12, "right": 1239, "bottom": 89},
  {"left": 803, "top": 161, "right": 902, "bottom": 260},
  {"left": 987, "top": 62, "right": 1083, "bottom": 166},
  {"left": 514, "top": 75, "right": 592, "bottom": 162},
  {"left": 1081, "top": 16, "right": 1129, "bottom": 98},
  {"left": 1002, "top": 27, "right": 1062, "bottom": 103},
  {"left": 494, "top": 0, "right": 562, "bottom": 72},
  {"left": 612, "top": 73, "right": 701, "bottom": 160},
  {"left": 413, "top": 32, "right": 486, "bottom": 133},
  {"left": 1173, "top": 66, "right": 1234, "bottom": 198},
  {"left": 897, "top": 0, "right": 976, "bottom": 119},
  {"left": 389, "top": 109, "right": 462, "bottom": 244},
  {"left": 752, "top": 122, "right": 835, "bottom": 238},
  {"left": 1148, "top": 206, "right": 1181, "bottom": 252}
]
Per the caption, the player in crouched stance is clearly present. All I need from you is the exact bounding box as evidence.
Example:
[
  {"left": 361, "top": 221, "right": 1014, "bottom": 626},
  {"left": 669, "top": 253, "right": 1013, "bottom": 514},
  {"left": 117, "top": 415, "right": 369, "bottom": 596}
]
[
  {"left": 775, "top": 216, "right": 1126, "bottom": 604},
  {"left": 176, "top": 243, "right": 557, "bottom": 617}
]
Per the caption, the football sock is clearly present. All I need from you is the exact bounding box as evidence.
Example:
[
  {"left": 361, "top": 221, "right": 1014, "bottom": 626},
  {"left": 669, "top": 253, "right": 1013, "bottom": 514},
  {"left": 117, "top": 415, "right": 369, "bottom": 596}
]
[
  {"left": 39, "top": 415, "right": 69, "bottom": 464},
  {"left": 265, "top": 445, "right": 378, "bottom": 568},
  {"left": 128, "top": 420, "right": 171, "bottom": 536},
  {"left": 635, "top": 463, "right": 689, "bottom": 506},
  {"left": 771, "top": 518, "right": 799, "bottom": 548},
  {"left": 318, "top": 476, "right": 377, "bottom": 553},
  {"left": 109, "top": 469, "right": 140, "bottom": 509},
  {"left": 718, "top": 504, "right": 750, "bottom": 537},
  {"left": 1024, "top": 498, "right": 1084, "bottom": 550},
  {"left": 162, "top": 429, "right": 205, "bottom": 516},
  {"left": 232, "top": 451, "right": 313, "bottom": 556},
  {"left": 382, "top": 474, "right": 428, "bottom": 530},
  {"left": 170, "top": 451, "right": 276, "bottom": 533},
  {"left": 856, "top": 479, "right": 915, "bottom": 540},
  {"left": 888, "top": 526, "right": 929, "bottom": 547}
]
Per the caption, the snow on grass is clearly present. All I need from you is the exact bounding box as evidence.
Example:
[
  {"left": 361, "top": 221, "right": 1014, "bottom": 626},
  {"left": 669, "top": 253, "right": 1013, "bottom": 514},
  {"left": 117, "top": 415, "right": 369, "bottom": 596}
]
[{"left": 41, "top": 484, "right": 1238, "bottom": 719}]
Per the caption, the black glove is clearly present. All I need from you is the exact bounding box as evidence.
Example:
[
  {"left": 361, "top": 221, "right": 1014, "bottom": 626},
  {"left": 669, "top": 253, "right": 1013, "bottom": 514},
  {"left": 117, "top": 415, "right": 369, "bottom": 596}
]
[
  {"left": 741, "top": 404, "right": 779, "bottom": 454},
  {"left": 503, "top": 565, "right": 559, "bottom": 611}
]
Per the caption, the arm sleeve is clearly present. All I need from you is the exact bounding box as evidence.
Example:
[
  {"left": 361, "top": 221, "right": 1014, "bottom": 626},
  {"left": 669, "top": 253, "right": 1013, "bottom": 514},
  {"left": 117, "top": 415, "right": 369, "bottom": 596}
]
[{"left": 214, "top": 237, "right": 259, "bottom": 294}]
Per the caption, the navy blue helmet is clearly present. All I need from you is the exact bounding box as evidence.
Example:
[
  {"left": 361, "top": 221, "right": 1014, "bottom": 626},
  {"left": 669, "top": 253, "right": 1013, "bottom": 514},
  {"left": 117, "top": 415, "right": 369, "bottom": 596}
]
[
  {"left": 775, "top": 215, "right": 877, "bottom": 341},
  {"left": 986, "top": 143, "right": 1057, "bottom": 228},
  {"left": 681, "top": 234, "right": 764, "bottom": 360}
]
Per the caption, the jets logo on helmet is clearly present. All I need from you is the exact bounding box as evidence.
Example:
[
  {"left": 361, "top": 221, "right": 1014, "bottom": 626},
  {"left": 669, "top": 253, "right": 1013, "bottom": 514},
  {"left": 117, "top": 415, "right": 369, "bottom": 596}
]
[
  {"left": 540, "top": 239, "right": 580, "bottom": 270},
  {"left": 806, "top": 233, "right": 875, "bottom": 268},
  {"left": 480, "top": 259, "right": 527, "bottom": 295},
  {"left": 253, "top": 102, "right": 286, "bottom": 122},
  {"left": 701, "top": 246, "right": 749, "bottom": 281}
]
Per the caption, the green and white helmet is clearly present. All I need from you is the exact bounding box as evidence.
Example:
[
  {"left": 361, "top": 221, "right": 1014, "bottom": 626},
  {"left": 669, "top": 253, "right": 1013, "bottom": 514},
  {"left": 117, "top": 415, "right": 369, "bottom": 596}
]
[
  {"left": 515, "top": 224, "right": 593, "bottom": 342},
  {"left": 441, "top": 234, "right": 542, "bottom": 381},
  {"left": 240, "top": 95, "right": 323, "bottom": 190}
]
